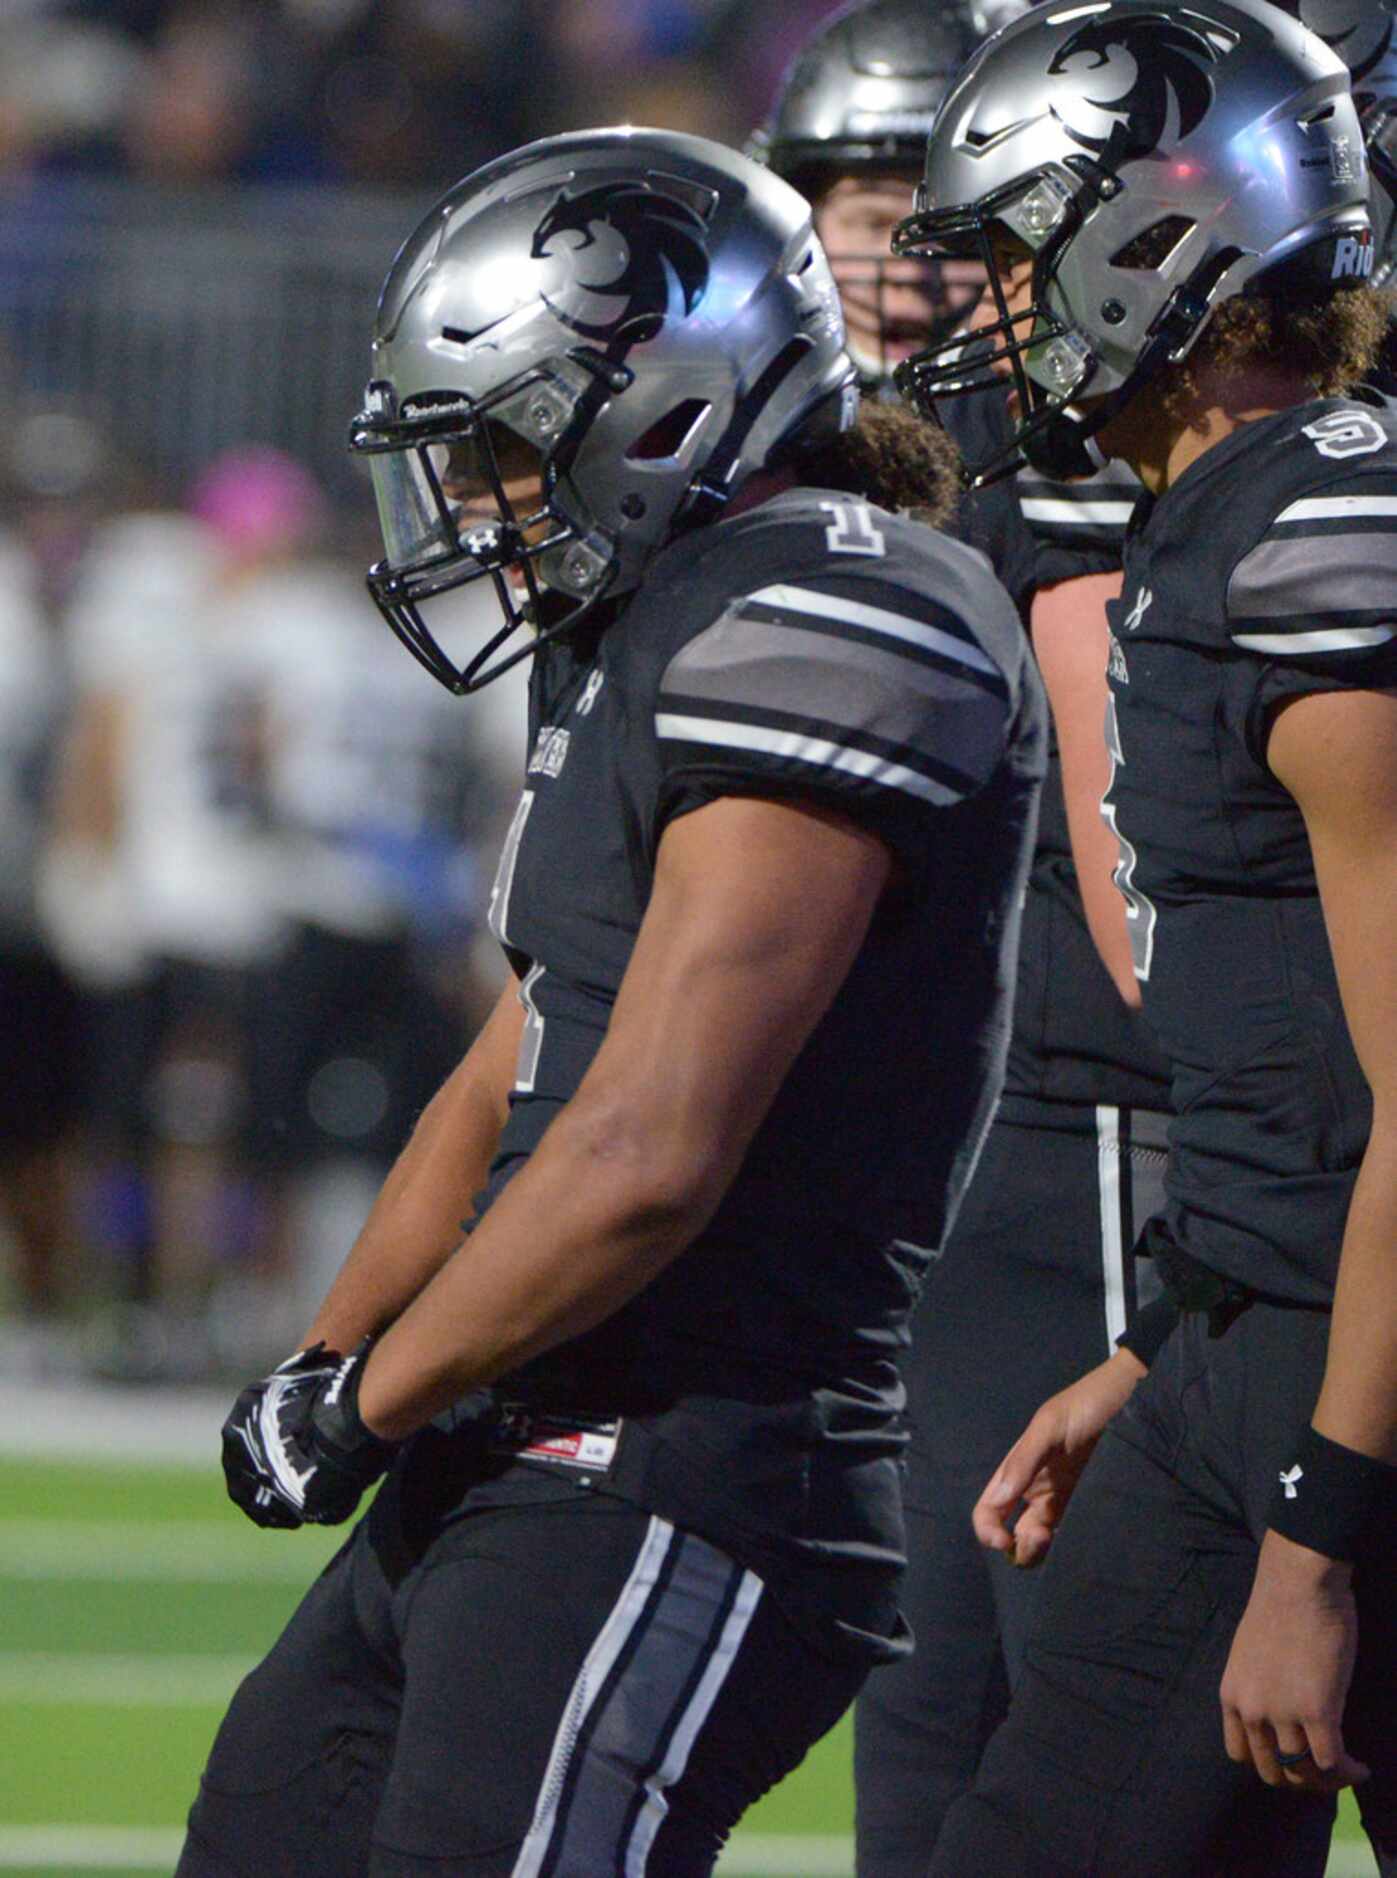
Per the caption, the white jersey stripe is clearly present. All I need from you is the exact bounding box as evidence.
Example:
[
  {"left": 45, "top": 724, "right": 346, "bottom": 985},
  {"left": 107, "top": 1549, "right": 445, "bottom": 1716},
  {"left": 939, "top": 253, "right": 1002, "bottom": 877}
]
[
  {"left": 1096, "top": 1106, "right": 1128, "bottom": 1349},
  {"left": 1018, "top": 498, "right": 1136, "bottom": 526},
  {"left": 512, "top": 1516, "right": 678, "bottom": 1878},
  {"left": 748, "top": 583, "right": 1002, "bottom": 679},
  {"left": 654, "top": 713, "right": 962, "bottom": 807},
  {"left": 1231, "top": 624, "right": 1395, "bottom": 654},
  {"left": 1272, "top": 494, "right": 1397, "bottom": 524},
  {"left": 623, "top": 1568, "right": 764, "bottom": 1875}
]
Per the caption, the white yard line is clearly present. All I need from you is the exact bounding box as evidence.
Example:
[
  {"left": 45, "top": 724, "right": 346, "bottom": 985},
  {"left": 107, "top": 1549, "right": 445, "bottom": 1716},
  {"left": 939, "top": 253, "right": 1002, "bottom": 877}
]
[
  {"left": 0, "top": 1381, "right": 226, "bottom": 1465},
  {"left": 0, "top": 1829, "right": 186, "bottom": 1870},
  {"left": 0, "top": 1652, "right": 254, "bottom": 1707},
  {"left": 0, "top": 1518, "right": 336, "bottom": 1582},
  {"left": 0, "top": 1828, "right": 1375, "bottom": 1875}
]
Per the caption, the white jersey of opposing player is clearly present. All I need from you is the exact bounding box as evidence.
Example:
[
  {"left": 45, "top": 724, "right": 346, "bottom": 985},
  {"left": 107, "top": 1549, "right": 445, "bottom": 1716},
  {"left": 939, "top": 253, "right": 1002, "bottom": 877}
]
[
  {"left": 0, "top": 528, "right": 63, "bottom": 946},
  {"left": 62, "top": 511, "right": 284, "bottom": 969},
  {"left": 239, "top": 566, "right": 527, "bottom": 942}
]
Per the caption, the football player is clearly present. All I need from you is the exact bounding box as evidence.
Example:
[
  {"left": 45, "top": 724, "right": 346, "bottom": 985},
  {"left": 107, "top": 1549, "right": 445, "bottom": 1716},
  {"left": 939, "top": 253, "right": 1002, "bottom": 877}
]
[
  {"left": 176, "top": 128, "right": 1047, "bottom": 1876},
  {"left": 759, "top": 10, "right": 1176, "bottom": 1870},
  {"left": 750, "top": 0, "right": 987, "bottom": 384},
  {"left": 892, "top": 1, "right": 1397, "bottom": 1871}
]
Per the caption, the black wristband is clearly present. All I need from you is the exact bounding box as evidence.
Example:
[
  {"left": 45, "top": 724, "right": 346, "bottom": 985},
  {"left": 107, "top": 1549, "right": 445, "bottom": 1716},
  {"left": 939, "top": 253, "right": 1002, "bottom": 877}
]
[
  {"left": 1115, "top": 1294, "right": 1180, "bottom": 1369},
  {"left": 310, "top": 1338, "right": 395, "bottom": 1480},
  {"left": 1267, "top": 1424, "right": 1397, "bottom": 1564}
]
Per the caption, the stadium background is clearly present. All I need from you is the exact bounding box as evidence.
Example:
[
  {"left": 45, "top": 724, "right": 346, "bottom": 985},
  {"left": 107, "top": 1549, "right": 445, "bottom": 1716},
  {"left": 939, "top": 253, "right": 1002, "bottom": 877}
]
[{"left": 0, "top": 2, "right": 1380, "bottom": 1871}]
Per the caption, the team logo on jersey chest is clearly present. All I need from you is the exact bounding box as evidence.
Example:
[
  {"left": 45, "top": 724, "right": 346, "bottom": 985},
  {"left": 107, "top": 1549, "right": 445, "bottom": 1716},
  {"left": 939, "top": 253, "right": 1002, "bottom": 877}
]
[{"left": 529, "top": 725, "right": 571, "bottom": 778}]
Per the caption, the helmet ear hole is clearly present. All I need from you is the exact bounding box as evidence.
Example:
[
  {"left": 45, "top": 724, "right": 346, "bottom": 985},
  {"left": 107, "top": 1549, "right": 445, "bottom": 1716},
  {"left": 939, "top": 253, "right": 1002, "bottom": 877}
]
[
  {"left": 627, "top": 399, "right": 713, "bottom": 463},
  {"left": 1110, "top": 216, "right": 1197, "bottom": 270}
]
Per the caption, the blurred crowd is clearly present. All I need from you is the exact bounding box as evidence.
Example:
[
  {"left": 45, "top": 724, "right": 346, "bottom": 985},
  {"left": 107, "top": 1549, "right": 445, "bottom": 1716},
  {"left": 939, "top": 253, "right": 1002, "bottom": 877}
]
[
  {"left": 1, "top": 0, "right": 854, "bottom": 189},
  {"left": 0, "top": 415, "right": 531, "bottom": 1380},
  {"left": 0, "top": 0, "right": 870, "bottom": 1381}
]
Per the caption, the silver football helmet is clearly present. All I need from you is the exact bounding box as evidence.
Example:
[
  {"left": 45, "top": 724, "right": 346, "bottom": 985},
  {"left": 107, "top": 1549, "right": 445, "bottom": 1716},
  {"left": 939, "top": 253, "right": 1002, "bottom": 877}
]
[
  {"left": 893, "top": 0, "right": 1373, "bottom": 482},
  {"left": 350, "top": 128, "right": 855, "bottom": 692},
  {"left": 756, "top": 0, "right": 992, "bottom": 179},
  {"left": 1278, "top": 0, "right": 1397, "bottom": 280},
  {"left": 751, "top": 0, "right": 996, "bottom": 379}
]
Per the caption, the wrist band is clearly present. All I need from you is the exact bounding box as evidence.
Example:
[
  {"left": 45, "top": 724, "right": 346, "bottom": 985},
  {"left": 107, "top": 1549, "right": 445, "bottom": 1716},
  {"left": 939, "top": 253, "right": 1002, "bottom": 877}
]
[
  {"left": 1115, "top": 1295, "right": 1180, "bottom": 1369},
  {"left": 1267, "top": 1424, "right": 1397, "bottom": 1564}
]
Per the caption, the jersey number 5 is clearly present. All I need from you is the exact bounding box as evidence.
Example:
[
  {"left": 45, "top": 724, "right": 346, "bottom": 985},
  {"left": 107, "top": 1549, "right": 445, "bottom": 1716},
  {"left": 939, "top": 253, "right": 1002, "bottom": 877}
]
[{"left": 1102, "top": 687, "right": 1158, "bottom": 982}]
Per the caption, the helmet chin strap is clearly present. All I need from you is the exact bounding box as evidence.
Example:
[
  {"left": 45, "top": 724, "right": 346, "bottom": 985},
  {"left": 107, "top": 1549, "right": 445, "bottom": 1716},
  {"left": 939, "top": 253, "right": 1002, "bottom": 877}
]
[{"left": 1016, "top": 279, "right": 1214, "bottom": 481}]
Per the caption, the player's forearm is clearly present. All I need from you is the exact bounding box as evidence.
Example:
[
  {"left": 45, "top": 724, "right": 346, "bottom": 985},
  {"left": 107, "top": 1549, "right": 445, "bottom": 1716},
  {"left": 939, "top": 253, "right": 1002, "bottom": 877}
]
[
  {"left": 301, "top": 989, "right": 521, "bottom": 1352},
  {"left": 356, "top": 1084, "right": 726, "bottom": 1439},
  {"left": 1311, "top": 1108, "right": 1397, "bottom": 1465}
]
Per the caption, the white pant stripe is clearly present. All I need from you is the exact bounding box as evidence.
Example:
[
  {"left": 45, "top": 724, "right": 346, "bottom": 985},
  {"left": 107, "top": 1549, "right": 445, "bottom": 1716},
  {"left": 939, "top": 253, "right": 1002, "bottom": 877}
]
[
  {"left": 512, "top": 1515, "right": 678, "bottom": 1878},
  {"left": 1096, "top": 1104, "right": 1128, "bottom": 1349},
  {"left": 623, "top": 1566, "right": 764, "bottom": 1875}
]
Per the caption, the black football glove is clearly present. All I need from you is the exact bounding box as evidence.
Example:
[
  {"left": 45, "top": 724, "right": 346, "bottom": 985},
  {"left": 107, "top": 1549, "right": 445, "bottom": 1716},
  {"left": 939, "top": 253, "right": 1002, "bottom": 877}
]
[{"left": 221, "top": 1338, "right": 396, "bottom": 1530}]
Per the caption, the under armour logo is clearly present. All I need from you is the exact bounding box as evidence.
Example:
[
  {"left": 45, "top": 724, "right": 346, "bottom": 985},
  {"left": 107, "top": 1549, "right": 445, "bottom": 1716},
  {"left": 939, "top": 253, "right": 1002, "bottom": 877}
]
[
  {"left": 577, "top": 668, "right": 605, "bottom": 717},
  {"left": 1123, "top": 586, "right": 1153, "bottom": 633},
  {"left": 1279, "top": 1464, "right": 1304, "bottom": 1500}
]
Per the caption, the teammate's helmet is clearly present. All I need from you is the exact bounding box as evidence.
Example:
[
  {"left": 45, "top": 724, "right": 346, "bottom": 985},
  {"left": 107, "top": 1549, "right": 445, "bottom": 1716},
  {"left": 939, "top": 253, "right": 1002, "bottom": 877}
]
[
  {"left": 1276, "top": 0, "right": 1397, "bottom": 280},
  {"left": 350, "top": 128, "right": 854, "bottom": 693},
  {"left": 751, "top": 0, "right": 999, "bottom": 378},
  {"left": 892, "top": 0, "right": 1373, "bottom": 482},
  {"left": 755, "top": 0, "right": 990, "bottom": 185}
]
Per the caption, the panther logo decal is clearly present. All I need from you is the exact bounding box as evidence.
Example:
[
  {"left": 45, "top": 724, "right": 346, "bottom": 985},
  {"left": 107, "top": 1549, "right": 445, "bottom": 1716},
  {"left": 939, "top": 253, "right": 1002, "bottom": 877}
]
[
  {"left": 1297, "top": 0, "right": 1394, "bottom": 84},
  {"left": 1048, "top": 15, "right": 1220, "bottom": 166},
  {"left": 531, "top": 182, "right": 710, "bottom": 346}
]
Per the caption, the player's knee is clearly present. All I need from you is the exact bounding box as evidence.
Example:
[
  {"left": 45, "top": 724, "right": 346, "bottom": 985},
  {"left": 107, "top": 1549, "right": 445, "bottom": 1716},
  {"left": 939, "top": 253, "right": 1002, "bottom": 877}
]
[{"left": 927, "top": 1789, "right": 1071, "bottom": 1878}]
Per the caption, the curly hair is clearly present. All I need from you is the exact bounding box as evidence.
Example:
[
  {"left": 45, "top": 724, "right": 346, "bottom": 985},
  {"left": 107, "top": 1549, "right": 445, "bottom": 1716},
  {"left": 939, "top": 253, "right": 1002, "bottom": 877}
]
[
  {"left": 788, "top": 399, "right": 963, "bottom": 525},
  {"left": 1159, "top": 285, "right": 1393, "bottom": 419}
]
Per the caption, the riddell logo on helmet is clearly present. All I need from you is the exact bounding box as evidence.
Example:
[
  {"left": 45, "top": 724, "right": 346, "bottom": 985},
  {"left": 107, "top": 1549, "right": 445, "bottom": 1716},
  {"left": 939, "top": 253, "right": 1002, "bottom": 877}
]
[{"left": 1331, "top": 230, "right": 1375, "bottom": 278}]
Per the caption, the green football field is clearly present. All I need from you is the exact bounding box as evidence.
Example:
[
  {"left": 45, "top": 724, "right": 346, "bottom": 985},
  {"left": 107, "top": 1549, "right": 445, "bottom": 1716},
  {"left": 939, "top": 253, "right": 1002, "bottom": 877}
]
[{"left": 0, "top": 1454, "right": 1375, "bottom": 1876}]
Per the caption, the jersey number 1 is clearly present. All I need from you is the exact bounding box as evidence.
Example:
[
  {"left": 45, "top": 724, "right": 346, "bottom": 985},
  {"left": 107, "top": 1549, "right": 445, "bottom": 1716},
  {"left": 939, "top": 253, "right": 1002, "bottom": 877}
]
[{"left": 819, "top": 500, "right": 886, "bottom": 557}]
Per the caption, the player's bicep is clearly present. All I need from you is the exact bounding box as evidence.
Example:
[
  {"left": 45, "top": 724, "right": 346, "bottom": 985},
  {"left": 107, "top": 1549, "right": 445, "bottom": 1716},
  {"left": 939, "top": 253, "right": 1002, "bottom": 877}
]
[
  {"left": 578, "top": 792, "right": 893, "bottom": 1204},
  {"left": 1267, "top": 685, "right": 1397, "bottom": 1099}
]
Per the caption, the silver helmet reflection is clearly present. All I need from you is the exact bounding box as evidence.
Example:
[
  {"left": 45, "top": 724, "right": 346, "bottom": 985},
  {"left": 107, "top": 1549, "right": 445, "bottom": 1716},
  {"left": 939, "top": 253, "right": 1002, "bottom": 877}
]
[
  {"left": 1277, "top": 0, "right": 1397, "bottom": 281},
  {"left": 350, "top": 127, "right": 855, "bottom": 693},
  {"left": 892, "top": 0, "right": 1373, "bottom": 483}
]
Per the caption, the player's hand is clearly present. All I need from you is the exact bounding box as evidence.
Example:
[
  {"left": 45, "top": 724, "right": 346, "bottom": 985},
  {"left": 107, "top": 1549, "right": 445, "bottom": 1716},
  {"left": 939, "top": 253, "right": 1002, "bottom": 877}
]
[
  {"left": 221, "top": 1340, "right": 396, "bottom": 1530},
  {"left": 972, "top": 1346, "right": 1146, "bottom": 1566},
  {"left": 1220, "top": 1529, "right": 1370, "bottom": 1795}
]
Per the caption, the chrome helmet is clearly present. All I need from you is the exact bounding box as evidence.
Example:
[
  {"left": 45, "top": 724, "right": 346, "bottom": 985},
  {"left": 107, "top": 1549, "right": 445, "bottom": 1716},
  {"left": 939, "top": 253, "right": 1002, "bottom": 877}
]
[
  {"left": 350, "top": 128, "right": 855, "bottom": 692},
  {"left": 1279, "top": 0, "right": 1397, "bottom": 280},
  {"left": 751, "top": 0, "right": 995, "bottom": 380},
  {"left": 893, "top": 0, "right": 1373, "bottom": 481},
  {"left": 755, "top": 0, "right": 991, "bottom": 178}
]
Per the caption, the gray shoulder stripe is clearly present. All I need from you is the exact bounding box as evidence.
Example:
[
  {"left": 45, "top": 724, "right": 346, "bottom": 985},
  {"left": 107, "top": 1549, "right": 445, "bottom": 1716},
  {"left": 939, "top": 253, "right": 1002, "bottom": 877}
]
[
  {"left": 1272, "top": 495, "right": 1397, "bottom": 525},
  {"left": 750, "top": 583, "right": 1004, "bottom": 679},
  {"left": 655, "top": 713, "right": 968, "bottom": 806},
  {"left": 662, "top": 617, "right": 1008, "bottom": 766},
  {"left": 1018, "top": 498, "right": 1135, "bottom": 527},
  {"left": 1231, "top": 625, "right": 1394, "bottom": 654},
  {"left": 1228, "top": 532, "right": 1397, "bottom": 620}
]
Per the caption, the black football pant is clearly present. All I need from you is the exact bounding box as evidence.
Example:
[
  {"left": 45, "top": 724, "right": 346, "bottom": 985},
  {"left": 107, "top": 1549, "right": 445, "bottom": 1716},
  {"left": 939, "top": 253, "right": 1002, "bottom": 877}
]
[
  {"left": 927, "top": 1301, "right": 1390, "bottom": 1877},
  {"left": 854, "top": 1101, "right": 1177, "bottom": 1877},
  {"left": 177, "top": 1459, "right": 867, "bottom": 1876}
]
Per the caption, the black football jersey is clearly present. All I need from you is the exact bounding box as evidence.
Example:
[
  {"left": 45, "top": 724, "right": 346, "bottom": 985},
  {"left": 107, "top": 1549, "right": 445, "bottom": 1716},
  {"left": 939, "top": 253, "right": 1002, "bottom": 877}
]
[
  {"left": 945, "top": 389, "right": 1173, "bottom": 1107},
  {"left": 1104, "top": 396, "right": 1397, "bottom": 1303},
  {"left": 471, "top": 487, "right": 1046, "bottom": 1644}
]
